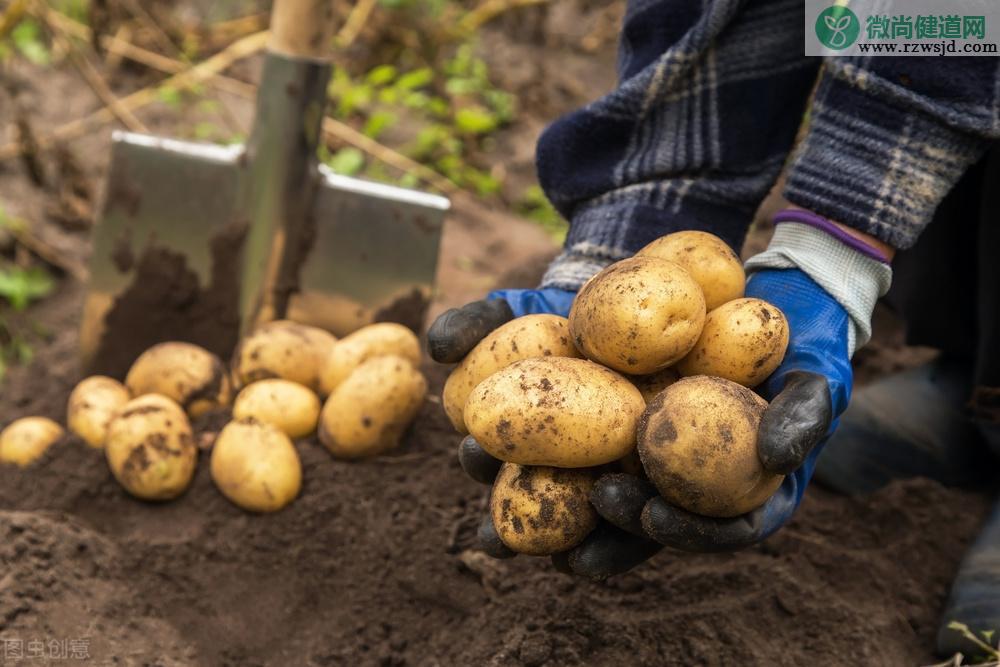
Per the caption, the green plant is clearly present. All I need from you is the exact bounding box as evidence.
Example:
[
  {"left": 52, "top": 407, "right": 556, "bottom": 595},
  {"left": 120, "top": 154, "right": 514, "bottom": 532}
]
[
  {"left": 1, "top": 16, "right": 50, "bottom": 64},
  {"left": 517, "top": 185, "right": 568, "bottom": 243},
  {"left": 933, "top": 622, "right": 1000, "bottom": 666}
]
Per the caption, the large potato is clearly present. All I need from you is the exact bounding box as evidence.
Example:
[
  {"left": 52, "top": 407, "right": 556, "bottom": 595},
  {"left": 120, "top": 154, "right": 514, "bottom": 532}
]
[
  {"left": 490, "top": 463, "right": 597, "bottom": 555},
  {"left": 125, "top": 342, "right": 231, "bottom": 417},
  {"left": 231, "top": 320, "right": 337, "bottom": 393},
  {"left": 105, "top": 394, "right": 197, "bottom": 501},
  {"left": 0, "top": 417, "right": 64, "bottom": 467},
  {"left": 629, "top": 367, "right": 680, "bottom": 404},
  {"left": 232, "top": 379, "right": 321, "bottom": 439},
  {"left": 676, "top": 298, "right": 789, "bottom": 387},
  {"left": 319, "top": 355, "right": 427, "bottom": 459},
  {"left": 569, "top": 256, "right": 706, "bottom": 374},
  {"left": 442, "top": 314, "right": 581, "bottom": 433},
  {"left": 210, "top": 418, "right": 302, "bottom": 512},
  {"left": 638, "top": 376, "right": 782, "bottom": 517},
  {"left": 319, "top": 322, "right": 420, "bottom": 395},
  {"left": 465, "top": 357, "right": 645, "bottom": 468},
  {"left": 637, "top": 231, "right": 745, "bottom": 310},
  {"left": 67, "top": 376, "right": 131, "bottom": 448}
]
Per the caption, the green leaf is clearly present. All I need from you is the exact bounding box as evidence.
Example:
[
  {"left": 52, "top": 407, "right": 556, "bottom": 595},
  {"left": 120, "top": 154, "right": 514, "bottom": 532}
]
[
  {"left": 327, "top": 148, "right": 365, "bottom": 176},
  {"left": 362, "top": 111, "right": 397, "bottom": 140},
  {"left": 158, "top": 86, "right": 183, "bottom": 108},
  {"left": 454, "top": 106, "right": 498, "bottom": 135},
  {"left": 366, "top": 64, "right": 397, "bottom": 87},
  {"left": 12, "top": 20, "right": 50, "bottom": 65},
  {"left": 395, "top": 68, "right": 433, "bottom": 91},
  {"left": 0, "top": 267, "right": 55, "bottom": 311}
]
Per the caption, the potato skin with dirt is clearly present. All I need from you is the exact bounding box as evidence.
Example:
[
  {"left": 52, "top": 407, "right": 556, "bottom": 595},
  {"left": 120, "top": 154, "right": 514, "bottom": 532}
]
[
  {"left": 210, "top": 418, "right": 302, "bottom": 512},
  {"left": 319, "top": 322, "right": 420, "bottom": 395},
  {"left": 319, "top": 355, "right": 427, "bottom": 459},
  {"left": 67, "top": 376, "right": 131, "bottom": 448},
  {"left": 490, "top": 463, "right": 598, "bottom": 555},
  {"left": 232, "top": 320, "right": 337, "bottom": 393},
  {"left": 125, "top": 342, "right": 231, "bottom": 417},
  {"left": 676, "top": 298, "right": 789, "bottom": 387},
  {"left": 105, "top": 394, "right": 197, "bottom": 501},
  {"left": 465, "top": 357, "right": 645, "bottom": 467},
  {"left": 232, "top": 379, "right": 321, "bottom": 439},
  {"left": 0, "top": 417, "right": 64, "bottom": 467},
  {"left": 629, "top": 367, "right": 680, "bottom": 404},
  {"left": 442, "top": 314, "right": 581, "bottom": 433},
  {"left": 637, "top": 231, "right": 745, "bottom": 310},
  {"left": 638, "top": 376, "right": 783, "bottom": 518},
  {"left": 569, "top": 256, "right": 706, "bottom": 374}
]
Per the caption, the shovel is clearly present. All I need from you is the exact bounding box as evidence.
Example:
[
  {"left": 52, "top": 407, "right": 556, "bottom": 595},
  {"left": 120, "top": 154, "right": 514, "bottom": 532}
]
[{"left": 80, "top": 0, "right": 450, "bottom": 377}]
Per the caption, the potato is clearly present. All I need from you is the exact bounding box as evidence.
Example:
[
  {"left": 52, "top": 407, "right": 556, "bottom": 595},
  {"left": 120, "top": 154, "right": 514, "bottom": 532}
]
[
  {"left": 319, "top": 355, "right": 427, "bottom": 459},
  {"left": 319, "top": 322, "right": 420, "bottom": 395},
  {"left": 105, "top": 394, "right": 197, "bottom": 501},
  {"left": 232, "top": 320, "right": 337, "bottom": 393},
  {"left": 569, "top": 256, "right": 706, "bottom": 374},
  {"left": 676, "top": 298, "right": 789, "bottom": 387},
  {"left": 232, "top": 379, "right": 321, "bottom": 439},
  {"left": 442, "top": 314, "right": 581, "bottom": 434},
  {"left": 465, "top": 357, "right": 645, "bottom": 468},
  {"left": 629, "top": 367, "right": 680, "bottom": 404},
  {"left": 210, "top": 418, "right": 302, "bottom": 512},
  {"left": 638, "top": 376, "right": 782, "bottom": 517},
  {"left": 637, "top": 231, "right": 745, "bottom": 310},
  {"left": 67, "top": 376, "right": 131, "bottom": 448},
  {"left": 125, "top": 342, "right": 231, "bottom": 418},
  {"left": 490, "top": 463, "right": 597, "bottom": 555},
  {"left": 0, "top": 417, "right": 64, "bottom": 467}
]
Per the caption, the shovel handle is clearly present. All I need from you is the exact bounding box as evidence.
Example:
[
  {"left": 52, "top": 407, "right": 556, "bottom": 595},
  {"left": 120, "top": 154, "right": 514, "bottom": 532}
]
[{"left": 268, "top": 0, "right": 338, "bottom": 60}]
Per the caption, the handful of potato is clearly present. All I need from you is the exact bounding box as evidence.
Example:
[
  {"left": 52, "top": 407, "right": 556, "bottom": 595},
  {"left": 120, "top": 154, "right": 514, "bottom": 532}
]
[{"left": 442, "top": 231, "right": 790, "bottom": 557}]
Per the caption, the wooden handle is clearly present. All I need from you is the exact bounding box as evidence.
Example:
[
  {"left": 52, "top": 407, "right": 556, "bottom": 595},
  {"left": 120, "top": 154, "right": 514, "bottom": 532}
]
[{"left": 268, "top": 0, "right": 338, "bottom": 60}]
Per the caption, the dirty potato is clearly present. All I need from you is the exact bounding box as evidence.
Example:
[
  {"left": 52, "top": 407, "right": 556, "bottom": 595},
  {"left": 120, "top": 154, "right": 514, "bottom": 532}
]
[
  {"left": 676, "top": 298, "right": 789, "bottom": 387},
  {"left": 637, "top": 231, "right": 745, "bottom": 310},
  {"left": 319, "top": 355, "right": 427, "bottom": 459},
  {"left": 319, "top": 322, "right": 420, "bottom": 395},
  {"left": 0, "top": 417, "right": 64, "bottom": 467},
  {"left": 490, "top": 463, "right": 597, "bottom": 555},
  {"left": 67, "top": 376, "right": 131, "bottom": 448},
  {"left": 638, "top": 376, "right": 782, "bottom": 518},
  {"left": 442, "top": 314, "right": 581, "bottom": 433},
  {"left": 210, "top": 418, "right": 302, "bottom": 512},
  {"left": 465, "top": 357, "right": 645, "bottom": 468},
  {"left": 125, "top": 342, "right": 231, "bottom": 417},
  {"left": 232, "top": 379, "right": 321, "bottom": 439},
  {"left": 569, "top": 256, "right": 706, "bottom": 374},
  {"left": 629, "top": 367, "right": 681, "bottom": 404},
  {"left": 105, "top": 394, "right": 197, "bottom": 501},
  {"left": 231, "top": 320, "right": 337, "bottom": 393}
]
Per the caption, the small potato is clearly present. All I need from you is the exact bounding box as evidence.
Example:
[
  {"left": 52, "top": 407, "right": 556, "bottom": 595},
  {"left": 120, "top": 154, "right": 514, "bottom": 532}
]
[
  {"left": 490, "top": 463, "right": 597, "bottom": 556},
  {"left": 319, "top": 322, "right": 420, "bottom": 395},
  {"left": 232, "top": 320, "right": 338, "bottom": 393},
  {"left": 210, "top": 418, "right": 302, "bottom": 512},
  {"left": 232, "top": 379, "right": 321, "bottom": 439},
  {"left": 637, "top": 231, "right": 745, "bottom": 310},
  {"left": 319, "top": 355, "right": 427, "bottom": 459},
  {"left": 67, "top": 376, "right": 131, "bottom": 448},
  {"left": 676, "top": 298, "right": 789, "bottom": 387},
  {"left": 125, "top": 342, "right": 231, "bottom": 417},
  {"left": 0, "top": 417, "right": 64, "bottom": 467},
  {"left": 465, "top": 357, "right": 645, "bottom": 468},
  {"left": 629, "top": 367, "right": 680, "bottom": 404},
  {"left": 569, "top": 256, "right": 706, "bottom": 374},
  {"left": 105, "top": 394, "right": 197, "bottom": 501},
  {"left": 638, "top": 376, "right": 782, "bottom": 517}
]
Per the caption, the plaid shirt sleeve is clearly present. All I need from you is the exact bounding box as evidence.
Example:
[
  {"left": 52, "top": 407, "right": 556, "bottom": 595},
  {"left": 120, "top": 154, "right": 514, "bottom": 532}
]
[{"left": 536, "top": 0, "right": 1000, "bottom": 290}]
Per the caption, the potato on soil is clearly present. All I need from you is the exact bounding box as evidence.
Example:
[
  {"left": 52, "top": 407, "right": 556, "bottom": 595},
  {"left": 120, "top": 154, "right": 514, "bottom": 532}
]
[
  {"left": 676, "top": 298, "right": 789, "bottom": 387},
  {"left": 637, "top": 231, "right": 745, "bottom": 310},
  {"left": 125, "top": 342, "right": 231, "bottom": 418},
  {"left": 105, "top": 394, "right": 197, "bottom": 501},
  {"left": 67, "top": 376, "right": 131, "bottom": 448},
  {"left": 638, "top": 375, "right": 782, "bottom": 517},
  {"left": 490, "top": 463, "right": 598, "bottom": 556},
  {"left": 464, "top": 357, "right": 645, "bottom": 468},
  {"left": 0, "top": 417, "right": 64, "bottom": 467},
  {"left": 210, "top": 418, "right": 302, "bottom": 512},
  {"left": 319, "top": 322, "right": 420, "bottom": 395},
  {"left": 442, "top": 314, "right": 581, "bottom": 433},
  {"left": 319, "top": 355, "right": 427, "bottom": 459},
  {"left": 569, "top": 256, "right": 706, "bottom": 374},
  {"left": 232, "top": 379, "right": 321, "bottom": 439},
  {"left": 231, "top": 320, "right": 337, "bottom": 393}
]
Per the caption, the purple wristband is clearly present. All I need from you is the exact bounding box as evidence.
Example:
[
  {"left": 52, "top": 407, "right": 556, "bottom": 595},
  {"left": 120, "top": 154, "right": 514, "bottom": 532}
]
[{"left": 773, "top": 209, "right": 891, "bottom": 264}]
